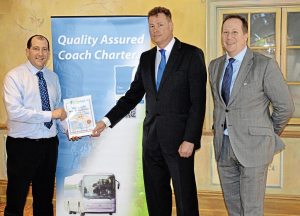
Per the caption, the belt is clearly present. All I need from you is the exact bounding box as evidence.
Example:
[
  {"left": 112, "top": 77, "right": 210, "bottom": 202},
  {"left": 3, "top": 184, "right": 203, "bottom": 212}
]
[
  {"left": 8, "top": 136, "right": 57, "bottom": 142},
  {"left": 25, "top": 137, "right": 57, "bottom": 142}
]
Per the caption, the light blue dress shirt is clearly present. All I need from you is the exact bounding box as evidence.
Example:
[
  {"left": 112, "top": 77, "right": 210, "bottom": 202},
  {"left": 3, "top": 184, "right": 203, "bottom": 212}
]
[
  {"left": 3, "top": 61, "right": 63, "bottom": 139},
  {"left": 155, "top": 37, "right": 175, "bottom": 81},
  {"left": 220, "top": 46, "right": 247, "bottom": 135}
]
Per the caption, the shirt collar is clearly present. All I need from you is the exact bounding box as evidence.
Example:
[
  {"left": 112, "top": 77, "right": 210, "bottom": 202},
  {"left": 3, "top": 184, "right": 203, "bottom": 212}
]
[
  {"left": 156, "top": 37, "right": 175, "bottom": 53},
  {"left": 26, "top": 60, "right": 46, "bottom": 75},
  {"left": 226, "top": 46, "right": 247, "bottom": 63}
]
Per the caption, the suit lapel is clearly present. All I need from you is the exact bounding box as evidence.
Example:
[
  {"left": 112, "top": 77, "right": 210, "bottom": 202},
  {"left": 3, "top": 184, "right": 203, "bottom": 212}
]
[
  {"left": 228, "top": 48, "right": 254, "bottom": 106},
  {"left": 157, "top": 38, "right": 181, "bottom": 92},
  {"left": 216, "top": 56, "right": 226, "bottom": 105},
  {"left": 149, "top": 48, "right": 157, "bottom": 92}
]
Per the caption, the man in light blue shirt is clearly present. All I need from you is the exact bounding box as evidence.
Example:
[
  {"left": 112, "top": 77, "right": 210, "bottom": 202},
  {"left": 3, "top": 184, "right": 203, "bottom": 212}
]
[{"left": 3, "top": 35, "right": 66, "bottom": 216}]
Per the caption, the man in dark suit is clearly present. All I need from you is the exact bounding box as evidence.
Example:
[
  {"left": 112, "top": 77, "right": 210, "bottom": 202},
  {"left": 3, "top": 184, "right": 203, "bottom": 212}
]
[
  {"left": 209, "top": 15, "right": 294, "bottom": 215},
  {"left": 92, "top": 6, "right": 207, "bottom": 216}
]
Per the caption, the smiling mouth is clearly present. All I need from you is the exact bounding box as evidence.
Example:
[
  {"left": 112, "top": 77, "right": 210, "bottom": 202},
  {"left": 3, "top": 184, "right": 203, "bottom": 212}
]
[{"left": 153, "top": 34, "right": 162, "bottom": 37}]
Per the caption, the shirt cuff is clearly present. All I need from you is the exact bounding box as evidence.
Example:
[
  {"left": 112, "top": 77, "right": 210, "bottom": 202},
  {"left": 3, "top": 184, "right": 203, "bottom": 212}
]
[
  {"left": 101, "top": 117, "right": 111, "bottom": 128},
  {"left": 45, "top": 111, "right": 52, "bottom": 122},
  {"left": 60, "top": 119, "right": 68, "bottom": 133}
]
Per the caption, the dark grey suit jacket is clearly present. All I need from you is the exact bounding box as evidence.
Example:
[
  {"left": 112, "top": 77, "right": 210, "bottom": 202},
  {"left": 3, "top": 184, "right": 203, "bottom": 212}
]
[
  {"left": 209, "top": 48, "right": 294, "bottom": 167},
  {"left": 105, "top": 38, "right": 207, "bottom": 152}
]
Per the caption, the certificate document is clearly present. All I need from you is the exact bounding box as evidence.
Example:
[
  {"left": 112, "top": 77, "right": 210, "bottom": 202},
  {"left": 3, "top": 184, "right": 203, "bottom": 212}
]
[{"left": 64, "top": 95, "right": 96, "bottom": 138}]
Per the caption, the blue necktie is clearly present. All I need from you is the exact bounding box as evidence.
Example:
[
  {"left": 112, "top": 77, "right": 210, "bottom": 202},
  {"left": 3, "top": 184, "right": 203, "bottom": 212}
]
[
  {"left": 221, "top": 58, "right": 235, "bottom": 105},
  {"left": 156, "top": 49, "right": 166, "bottom": 90},
  {"left": 36, "top": 71, "right": 53, "bottom": 129}
]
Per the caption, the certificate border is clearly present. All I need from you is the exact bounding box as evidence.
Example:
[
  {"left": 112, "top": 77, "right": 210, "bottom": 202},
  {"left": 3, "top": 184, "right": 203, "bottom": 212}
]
[{"left": 64, "top": 95, "right": 96, "bottom": 137}]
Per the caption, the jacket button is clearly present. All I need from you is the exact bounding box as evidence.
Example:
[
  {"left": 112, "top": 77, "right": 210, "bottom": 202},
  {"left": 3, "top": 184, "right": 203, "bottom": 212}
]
[{"left": 225, "top": 109, "right": 229, "bottom": 112}]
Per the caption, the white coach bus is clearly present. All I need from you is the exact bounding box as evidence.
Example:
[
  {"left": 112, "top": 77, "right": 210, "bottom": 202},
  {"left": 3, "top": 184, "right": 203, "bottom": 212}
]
[{"left": 64, "top": 173, "right": 120, "bottom": 215}]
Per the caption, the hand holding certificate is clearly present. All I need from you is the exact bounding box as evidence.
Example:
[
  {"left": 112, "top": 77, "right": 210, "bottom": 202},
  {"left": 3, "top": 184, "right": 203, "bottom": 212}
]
[{"left": 64, "top": 95, "right": 96, "bottom": 138}]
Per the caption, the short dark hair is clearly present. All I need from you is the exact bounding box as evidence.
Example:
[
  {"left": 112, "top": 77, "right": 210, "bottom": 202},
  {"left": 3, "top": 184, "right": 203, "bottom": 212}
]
[
  {"left": 222, "top": 14, "right": 248, "bottom": 33},
  {"left": 148, "top": 6, "right": 172, "bottom": 20},
  {"left": 27, "top": 35, "right": 50, "bottom": 50}
]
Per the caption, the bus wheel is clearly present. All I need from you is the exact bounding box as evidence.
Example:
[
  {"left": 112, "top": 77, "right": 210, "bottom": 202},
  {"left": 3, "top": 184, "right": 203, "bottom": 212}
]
[
  {"left": 80, "top": 213, "right": 85, "bottom": 216},
  {"left": 67, "top": 202, "right": 72, "bottom": 214}
]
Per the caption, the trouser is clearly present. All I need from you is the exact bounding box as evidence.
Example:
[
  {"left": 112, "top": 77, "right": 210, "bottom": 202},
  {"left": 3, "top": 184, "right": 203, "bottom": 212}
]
[
  {"left": 217, "top": 135, "right": 269, "bottom": 216},
  {"left": 142, "top": 124, "right": 199, "bottom": 216},
  {"left": 4, "top": 136, "right": 59, "bottom": 216}
]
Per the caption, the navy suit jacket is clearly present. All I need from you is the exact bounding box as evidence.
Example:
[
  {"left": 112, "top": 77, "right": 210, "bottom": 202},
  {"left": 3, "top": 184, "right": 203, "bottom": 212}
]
[{"left": 106, "top": 38, "right": 207, "bottom": 152}]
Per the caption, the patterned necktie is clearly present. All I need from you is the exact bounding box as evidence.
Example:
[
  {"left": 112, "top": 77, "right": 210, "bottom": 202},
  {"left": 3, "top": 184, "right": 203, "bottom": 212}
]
[
  {"left": 156, "top": 49, "right": 166, "bottom": 90},
  {"left": 36, "top": 71, "right": 53, "bottom": 129},
  {"left": 221, "top": 58, "right": 235, "bottom": 105}
]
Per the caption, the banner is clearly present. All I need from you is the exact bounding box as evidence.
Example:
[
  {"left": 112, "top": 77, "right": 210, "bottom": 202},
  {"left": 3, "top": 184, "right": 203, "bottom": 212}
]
[{"left": 51, "top": 16, "right": 150, "bottom": 216}]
